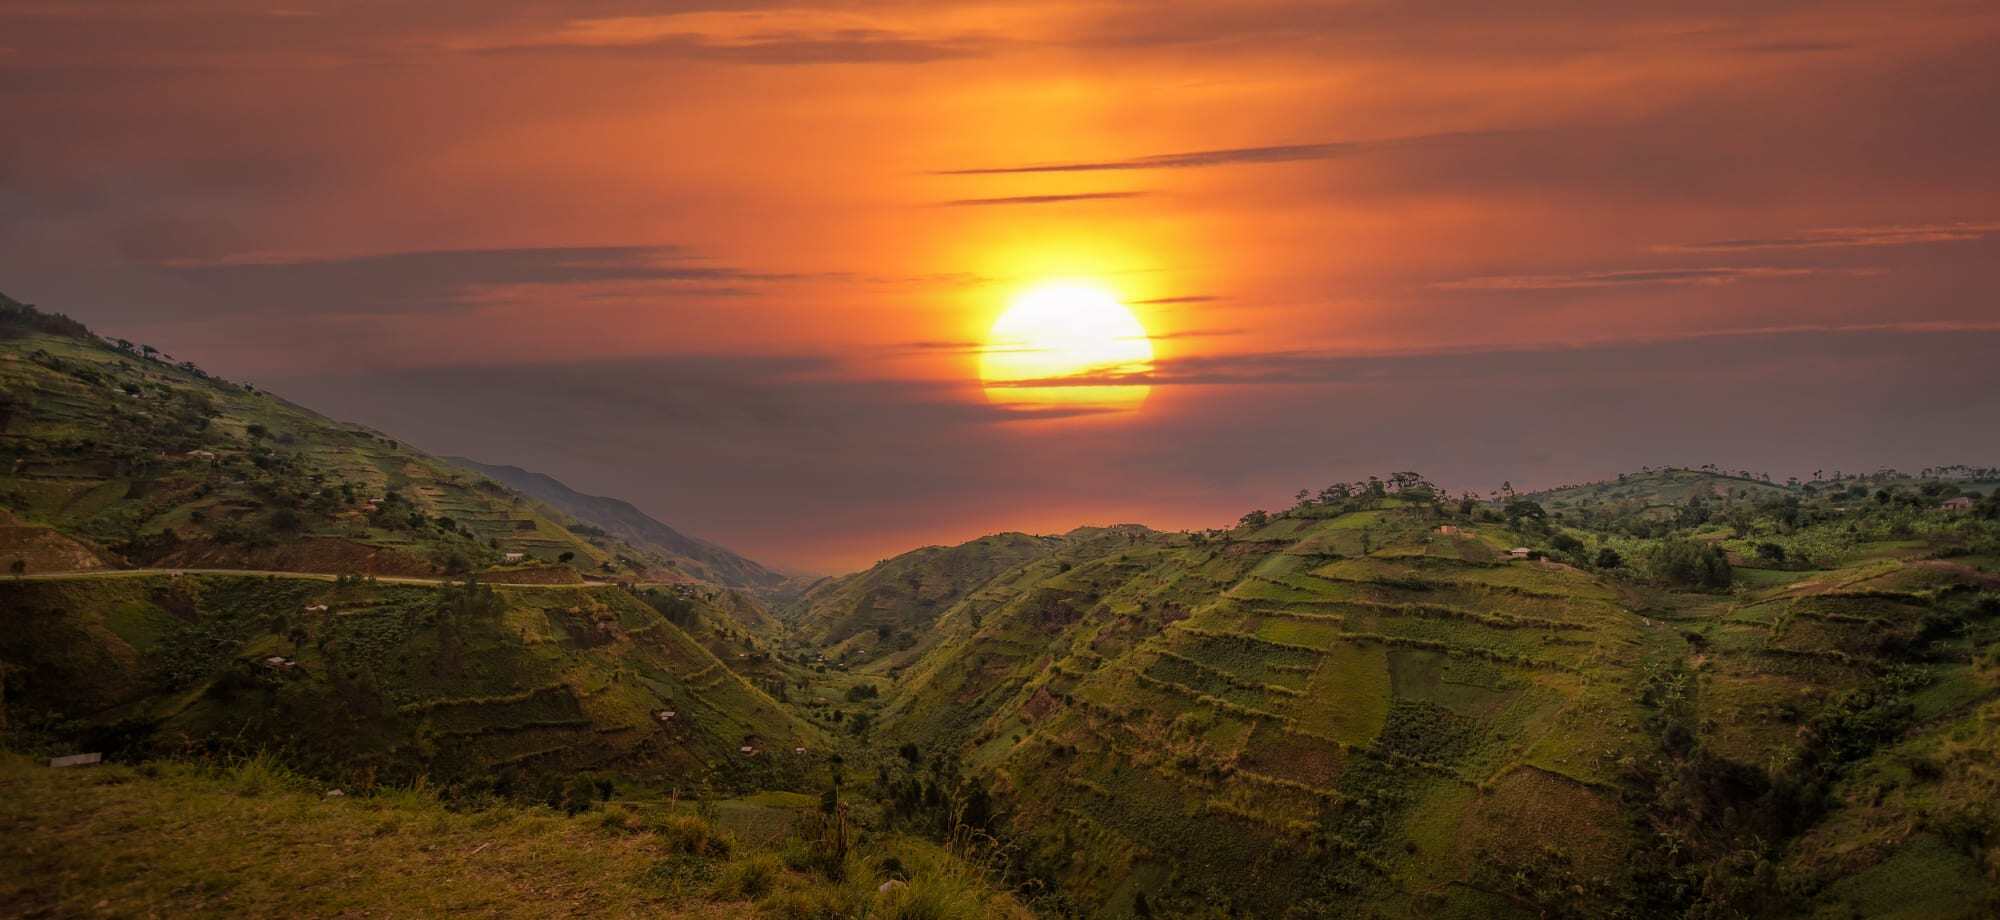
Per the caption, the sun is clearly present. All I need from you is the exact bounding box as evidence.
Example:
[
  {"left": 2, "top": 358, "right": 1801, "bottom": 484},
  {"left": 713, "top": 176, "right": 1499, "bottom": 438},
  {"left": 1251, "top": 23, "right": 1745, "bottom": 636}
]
[{"left": 979, "top": 281, "right": 1154, "bottom": 412}]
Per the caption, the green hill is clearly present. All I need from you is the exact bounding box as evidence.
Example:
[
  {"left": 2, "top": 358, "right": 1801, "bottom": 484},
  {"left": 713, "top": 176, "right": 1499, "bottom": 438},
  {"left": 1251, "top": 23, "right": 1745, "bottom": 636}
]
[
  {"left": 0, "top": 292, "right": 749, "bottom": 586},
  {"left": 0, "top": 573, "right": 822, "bottom": 794},
  {"left": 784, "top": 526, "right": 1160, "bottom": 669},
  {"left": 448, "top": 458, "right": 787, "bottom": 591},
  {"left": 864, "top": 489, "right": 2000, "bottom": 918}
]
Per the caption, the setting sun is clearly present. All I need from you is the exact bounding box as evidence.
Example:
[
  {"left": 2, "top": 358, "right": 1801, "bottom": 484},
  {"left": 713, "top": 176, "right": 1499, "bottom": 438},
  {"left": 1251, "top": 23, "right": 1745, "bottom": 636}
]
[{"left": 979, "top": 281, "right": 1154, "bottom": 412}]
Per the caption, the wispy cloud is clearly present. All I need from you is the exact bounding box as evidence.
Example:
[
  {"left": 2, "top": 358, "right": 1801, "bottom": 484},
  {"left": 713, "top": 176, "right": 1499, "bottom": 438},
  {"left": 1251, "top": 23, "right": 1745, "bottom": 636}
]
[
  {"left": 940, "top": 191, "right": 1145, "bottom": 207},
  {"left": 879, "top": 327, "right": 1240, "bottom": 355},
  {"left": 154, "top": 246, "right": 807, "bottom": 315},
  {"left": 1433, "top": 266, "right": 1839, "bottom": 291},
  {"left": 982, "top": 320, "right": 2000, "bottom": 388},
  {"left": 936, "top": 131, "right": 1500, "bottom": 175},
  {"left": 1656, "top": 222, "right": 2000, "bottom": 253},
  {"left": 470, "top": 11, "right": 997, "bottom": 65},
  {"left": 1133, "top": 295, "right": 1223, "bottom": 305},
  {"left": 1147, "top": 328, "right": 1246, "bottom": 341}
]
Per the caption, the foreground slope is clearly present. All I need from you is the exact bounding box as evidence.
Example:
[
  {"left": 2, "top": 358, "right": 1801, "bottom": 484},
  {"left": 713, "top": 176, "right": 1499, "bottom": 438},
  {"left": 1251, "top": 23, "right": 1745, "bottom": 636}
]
[
  {"left": 0, "top": 754, "right": 1030, "bottom": 919},
  {"left": 872, "top": 488, "right": 2000, "bottom": 918}
]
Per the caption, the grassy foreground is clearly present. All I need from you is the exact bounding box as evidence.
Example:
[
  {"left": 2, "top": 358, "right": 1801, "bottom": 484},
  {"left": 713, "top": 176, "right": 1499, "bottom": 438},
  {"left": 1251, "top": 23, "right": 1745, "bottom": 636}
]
[{"left": 0, "top": 754, "right": 1028, "bottom": 919}]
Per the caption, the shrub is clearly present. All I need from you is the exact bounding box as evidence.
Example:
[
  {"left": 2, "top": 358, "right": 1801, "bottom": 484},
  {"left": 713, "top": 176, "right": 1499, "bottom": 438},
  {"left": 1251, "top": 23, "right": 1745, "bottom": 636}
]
[
  {"left": 653, "top": 814, "right": 733, "bottom": 858},
  {"left": 716, "top": 853, "right": 783, "bottom": 900}
]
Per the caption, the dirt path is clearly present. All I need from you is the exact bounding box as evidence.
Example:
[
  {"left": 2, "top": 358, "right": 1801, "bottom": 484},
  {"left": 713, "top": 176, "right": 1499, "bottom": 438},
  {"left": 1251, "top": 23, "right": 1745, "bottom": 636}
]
[{"left": 5, "top": 568, "right": 674, "bottom": 589}]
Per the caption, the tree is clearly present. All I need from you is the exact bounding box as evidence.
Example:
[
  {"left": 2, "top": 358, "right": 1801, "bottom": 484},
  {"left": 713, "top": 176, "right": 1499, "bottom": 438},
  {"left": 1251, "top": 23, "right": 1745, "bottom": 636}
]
[
  {"left": 1504, "top": 499, "right": 1546, "bottom": 528},
  {"left": 1647, "top": 538, "right": 1733, "bottom": 590},
  {"left": 1595, "top": 547, "right": 1623, "bottom": 569},
  {"left": 1238, "top": 509, "right": 1269, "bottom": 528},
  {"left": 557, "top": 551, "right": 575, "bottom": 563},
  {"left": 1756, "top": 542, "right": 1787, "bottom": 564},
  {"left": 8, "top": 558, "right": 24, "bottom": 579}
]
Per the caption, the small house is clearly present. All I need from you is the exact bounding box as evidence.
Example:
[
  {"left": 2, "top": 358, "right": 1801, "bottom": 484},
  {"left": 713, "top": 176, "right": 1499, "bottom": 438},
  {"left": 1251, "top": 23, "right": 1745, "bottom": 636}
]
[
  {"left": 304, "top": 603, "right": 329, "bottom": 612},
  {"left": 501, "top": 552, "right": 526, "bottom": 563},
  {"left": 654, "top": 710, "right": 677, "bottom": 722},
  {"left": 1941, "top": 496, "right": 1975, "bottom": 512},
  {"left": 739, "top": 745, "right": 756, "bottom": 754},
  {"left": 1437, "top": 525, "right": 1460, "bottom": 535},
  {"left": 794, "top": 746, "right": 807, "bottom": 754},
  {"left": 1508, "top": 547, "right": 1532, "bottom": 560}
]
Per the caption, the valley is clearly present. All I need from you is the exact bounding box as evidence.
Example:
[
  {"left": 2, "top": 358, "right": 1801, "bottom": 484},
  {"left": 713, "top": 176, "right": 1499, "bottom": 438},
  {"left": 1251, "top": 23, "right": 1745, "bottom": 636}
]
[{"left": 5, "top": 299, "right": 1999, "bottom": 918}]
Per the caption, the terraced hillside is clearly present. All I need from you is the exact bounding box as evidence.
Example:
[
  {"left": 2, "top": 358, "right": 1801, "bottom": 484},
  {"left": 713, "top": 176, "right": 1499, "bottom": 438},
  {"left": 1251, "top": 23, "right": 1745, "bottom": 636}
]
[
  {"left": 450, "top": 458, "right": 786, "bottom": 591},
  {"left": 784, "top": 532, "right": 1062, "bottom": 664},
  {"left": 784, "top": 526, "right": 1162, "bottom": 669},
  {"left": 0, "top": 294, "right": 751, "bottom": 585},
  {"left": 0, "top": 573, "right": 823, "bottom": 795},
  {"left": 869, "top": 490, "right": 2000, "bottom": 918}
]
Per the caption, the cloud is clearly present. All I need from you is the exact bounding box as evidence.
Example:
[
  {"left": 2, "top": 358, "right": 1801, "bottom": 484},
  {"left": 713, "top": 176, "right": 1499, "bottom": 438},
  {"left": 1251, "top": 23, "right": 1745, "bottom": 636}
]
[
  {"left": 1133, "top": 295, "right": 1223, "bottom": 305},
  {"left": 470, "top": 11, "right": 998, "bottom": 65},
  {"left": 1147, "top": 328, "right": 1247, "bottom": 341},
  {"left": 153, "top": 246, "right": 807, "bottom": 315},
  {"left": 936, "top": 131, "right": 1501, "bottom": 175},
  {"left": 940, "top": 191, "right": 1145, "bottom": 207},
  {"left": 1655, "top": 222, "right": 2000, "bottom": 253},
  {"left": 882, "top": 327, "right": 1241, "bottom": 355},
  {"left": 981, "top": 320, "right": 2000, "bottom": 388},
  {"left": 1432, "top": 266, "right": 1835, "bottom": 291}
]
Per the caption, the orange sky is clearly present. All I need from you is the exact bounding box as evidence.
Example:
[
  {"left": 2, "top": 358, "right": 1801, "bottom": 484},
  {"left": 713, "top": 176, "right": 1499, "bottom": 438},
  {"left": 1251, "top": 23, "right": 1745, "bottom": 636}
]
[{"left": 4, "top": 1, "right": 1999, "bottom": 571}]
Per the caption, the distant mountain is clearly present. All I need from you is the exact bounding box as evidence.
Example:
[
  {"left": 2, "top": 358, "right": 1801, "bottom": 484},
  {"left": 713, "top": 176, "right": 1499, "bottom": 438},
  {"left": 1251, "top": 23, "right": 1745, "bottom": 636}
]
[{"left": 450, "top": 458, "right": 784, "bottom": 591}]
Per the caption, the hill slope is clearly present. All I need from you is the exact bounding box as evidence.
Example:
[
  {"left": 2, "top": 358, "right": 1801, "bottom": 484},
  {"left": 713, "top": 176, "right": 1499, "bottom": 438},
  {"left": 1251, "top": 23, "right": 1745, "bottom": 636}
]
[
  {"left": 0, "top": 293, "right": 690, "bottom": 584},
  {"left": 449, "top": 458, "right": 784, "bottom": 591},
  {"left": 784, "top": 526, "right": 1159, "bottom": 668},
  {"left": 867, "top": 491, "right": 2000, "bottom": 918},
  {"left": 0, "top": 573, "right": 822, "bottom": 793}
]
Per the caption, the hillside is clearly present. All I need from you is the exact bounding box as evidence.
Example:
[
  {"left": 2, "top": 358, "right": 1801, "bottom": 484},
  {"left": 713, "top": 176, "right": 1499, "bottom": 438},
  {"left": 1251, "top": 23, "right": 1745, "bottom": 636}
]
[
  {"left": 784, "top": 526, "right": 1158, "bottom": 668},
  {"left": 0, "top": 573, "right": 822, "bottom": 794},
  {"left": 0, "top": 293, "right": 734, "bottom": 586},
  {"left": 449, "top": 458, "right": 786, "bottom": 591},
  {"left": 785, "top": 532, "right": 1060, "bottom": 664},
  {"left": 862, "top": 484, "right": 2000, "bottom": 918}
]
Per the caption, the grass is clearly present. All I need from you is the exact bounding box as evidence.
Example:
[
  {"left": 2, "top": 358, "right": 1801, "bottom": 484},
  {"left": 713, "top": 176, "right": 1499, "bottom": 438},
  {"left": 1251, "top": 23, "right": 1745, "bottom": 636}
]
[
  {"left": 0, "top": 753, "right": 1032, "bottom": 920},
  {"left": 0, "top": 753, "right": 748, "bottom": 918}
]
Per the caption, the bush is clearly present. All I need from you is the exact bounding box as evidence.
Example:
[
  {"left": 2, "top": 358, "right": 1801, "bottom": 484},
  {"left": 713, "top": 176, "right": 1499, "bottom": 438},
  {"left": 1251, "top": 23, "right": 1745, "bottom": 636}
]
[
  {"left": 716, "top": 854, "right": 783, "bottom": 900},
  {"left": 653, "top": 814, "right": 733, "bottom": 858}
]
